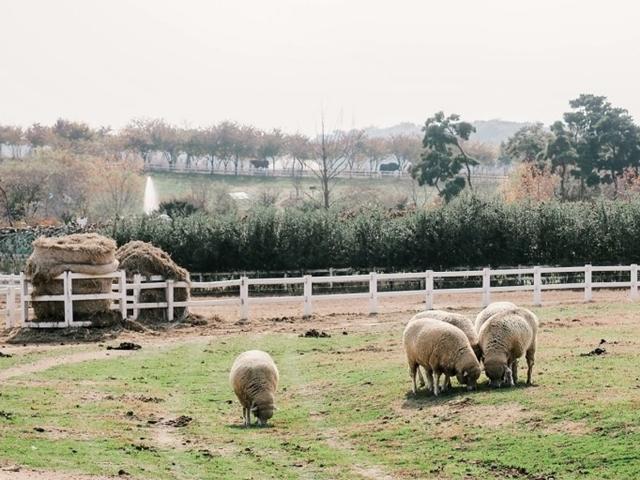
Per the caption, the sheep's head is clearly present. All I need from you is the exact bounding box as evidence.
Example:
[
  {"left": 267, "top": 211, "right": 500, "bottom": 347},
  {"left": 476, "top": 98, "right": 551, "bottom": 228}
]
[
  {"left": 251, "top": 392, "right": 276, "bottom": 426},
  {"left": 484, "top": 356, "right": 510, "bottom": 388},
  {"left": 457, "top": 364, "right": 481, "bottom": 390}
]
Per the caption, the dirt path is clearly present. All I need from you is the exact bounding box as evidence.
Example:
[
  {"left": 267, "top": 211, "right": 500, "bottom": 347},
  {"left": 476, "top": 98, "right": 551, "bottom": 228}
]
[
  {"left": 0, "top": 349, "right": 134, "bottom": 381},
  {"left": 0, "top": 466, "right": 119, "bottom": 480}
]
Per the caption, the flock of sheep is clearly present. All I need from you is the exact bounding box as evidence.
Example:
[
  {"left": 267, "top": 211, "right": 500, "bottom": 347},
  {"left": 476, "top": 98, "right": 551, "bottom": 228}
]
[{"left": 229, "top": 301, "right": 538, "bottom": 426}]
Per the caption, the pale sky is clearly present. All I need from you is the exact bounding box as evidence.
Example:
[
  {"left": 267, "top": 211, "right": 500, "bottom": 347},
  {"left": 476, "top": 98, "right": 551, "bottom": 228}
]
[{"left": 1, "top": 0, "right": 638, "bottom": 134}]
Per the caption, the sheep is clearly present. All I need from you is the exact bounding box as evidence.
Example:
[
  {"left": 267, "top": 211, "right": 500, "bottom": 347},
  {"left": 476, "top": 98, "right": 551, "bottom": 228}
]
[
  {"left": 477, "top": 309, "right": 538, "bottom": 387},
  {"left": 413, "top": 310, "right": 481, "bottom": 360},
  {"left": 229, "top": 350, "right": 279, "bottom": 427},
  {"left": 411, "top": 310, "right": 481, "bottom": 390},
  {"left": 403, "top": 317, "right": 481, "bottom": 396},
  {"left": 474, "top": 301, "right": 518, "bottom": 332}
]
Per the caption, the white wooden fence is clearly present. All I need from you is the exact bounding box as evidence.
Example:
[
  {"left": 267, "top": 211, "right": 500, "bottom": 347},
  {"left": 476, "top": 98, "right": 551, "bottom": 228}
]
[{"left": 1, "top": 264, "right": 638, "bottom": 328}]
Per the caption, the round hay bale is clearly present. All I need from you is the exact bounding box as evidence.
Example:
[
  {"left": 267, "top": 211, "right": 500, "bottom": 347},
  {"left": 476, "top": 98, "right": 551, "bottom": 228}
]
[
  {"left": 25, "top": 233, "right": 118, "bottom": 323},
  {"left": 116, "top": 241, "right": 190, "bottom": 323}
]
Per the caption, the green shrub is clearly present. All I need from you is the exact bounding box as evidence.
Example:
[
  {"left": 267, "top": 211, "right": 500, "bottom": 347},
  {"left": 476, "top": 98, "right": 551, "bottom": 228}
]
[{"left": 105, "top": 197, "right": 640, "bottom": 272}]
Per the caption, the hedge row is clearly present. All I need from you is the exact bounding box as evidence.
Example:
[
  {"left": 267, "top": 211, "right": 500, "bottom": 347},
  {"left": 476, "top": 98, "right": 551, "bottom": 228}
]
[{"left": 109, "top": 197, "right": 640, "bottom": 272}]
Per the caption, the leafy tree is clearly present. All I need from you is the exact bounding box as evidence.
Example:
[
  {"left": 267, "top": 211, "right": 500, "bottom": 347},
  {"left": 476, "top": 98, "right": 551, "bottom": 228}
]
[
  {"left": 563, "top": 94, "right": 640, "bottom": 199},
  {"left": 546, "top": 121, "right": 578, "bottom": 200},
  {"left": 503, "top": 123, "right": 552, "bottom": 168},
  {"left": 412, "top": 112, "right": 478, "bottom": 201}
]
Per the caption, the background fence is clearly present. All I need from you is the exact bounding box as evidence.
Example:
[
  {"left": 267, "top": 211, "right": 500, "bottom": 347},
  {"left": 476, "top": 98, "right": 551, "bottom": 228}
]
[{"left": 1, "top": 264, "right": 638, "bottom": 328}]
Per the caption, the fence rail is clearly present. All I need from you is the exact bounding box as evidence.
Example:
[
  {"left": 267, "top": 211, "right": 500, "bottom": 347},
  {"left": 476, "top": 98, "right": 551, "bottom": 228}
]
[{"left": 1, "top": 264, "right": 638, "bottom": 328}]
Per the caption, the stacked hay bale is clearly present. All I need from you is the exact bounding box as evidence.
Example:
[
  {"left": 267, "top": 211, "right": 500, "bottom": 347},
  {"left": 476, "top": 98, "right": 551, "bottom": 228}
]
[
  {"left": 116, "top": 241, "right": 190, "bottom": 323},
  {"left": 25, "top": 233, "right": 119, "bottom": 322}
]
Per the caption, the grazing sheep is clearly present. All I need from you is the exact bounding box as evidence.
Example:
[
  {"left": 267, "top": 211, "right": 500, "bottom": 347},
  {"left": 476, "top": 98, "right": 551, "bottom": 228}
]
[
  {"left": 403, "top": 318, "right": 481, "bottom": 396},
  {"left": 478, "top": 310, "right": 538, "bottom": 387},
  {"left": 413, "top": 310, "right": 481, "bottom": 360},
  {"left": 229, "top": 350, "right": 279, "bottom": 426},
  {"left": 475, "top": 301, "right": 518, "bottom": 332}
]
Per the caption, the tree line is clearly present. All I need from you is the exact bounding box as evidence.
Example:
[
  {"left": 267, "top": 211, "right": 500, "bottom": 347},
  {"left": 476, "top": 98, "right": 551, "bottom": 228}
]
[{"left": 413, "top": 95, "right": 640, "bottom": 201}]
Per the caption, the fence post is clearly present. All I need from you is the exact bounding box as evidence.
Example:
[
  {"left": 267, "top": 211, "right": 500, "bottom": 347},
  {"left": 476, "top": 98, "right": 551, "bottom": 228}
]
[
  {"left": 482, "top": 268, "right": 491, "bottom": 307},
  {"left": 533, "top": 266, "right": 542, "bottom": 306},
  {"left": 329, "top": 268, "right": 334, "bottom": 289},
  {"left": 239, "top": 276, "right": 249, "bottom": 322},
  {"left": 166, "top": 279, "right": 174, "bottom": 321},
  {"left": 133, "top": 273, "right": 141, "bottom": 320},
  {"left": 425, "top": 270, "right": 434, "bottom": 310},
  {"left": 631, "top": 264, "right": 639, "bottom": 300},
  {"left": 6, "top": 286, "right": 15, "bottom": 328},
  {"left": 63, "top": 271, "right": 73, "bottom": 327},
  {"left": 120, "top": 271, "right": 127, "bottom": 320},
  {"left": 303, "top": 275, "right": 313, "bottom": 318},
  {"left": 20, "top": 273, "right": 28, "bottom": 325},
  {"left": 369, "top": 272, "right": 378, "bottom": 315},
  {"left": 584, "top": 264, "right": 592, "bottom": 302}
]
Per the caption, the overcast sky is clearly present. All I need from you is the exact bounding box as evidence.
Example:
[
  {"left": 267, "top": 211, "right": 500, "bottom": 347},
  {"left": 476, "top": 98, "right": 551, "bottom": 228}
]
[{"left": 1, "top": 0, "right": 638, "bottom": 134}]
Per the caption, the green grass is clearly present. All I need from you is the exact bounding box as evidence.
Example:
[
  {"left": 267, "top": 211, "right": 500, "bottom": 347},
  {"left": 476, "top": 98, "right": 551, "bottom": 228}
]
[
  {"left": 149, "top": 171, "right": 435, "bottom": 209},
  {"left": 1, "top": 303, "right": 639, "bottom": 479}
]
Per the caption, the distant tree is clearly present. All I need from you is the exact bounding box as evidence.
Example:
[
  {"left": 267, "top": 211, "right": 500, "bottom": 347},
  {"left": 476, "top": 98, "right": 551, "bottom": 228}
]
[
  {"left": 503, "top": 123, "right": 552, "bottom": 169},
  {"left": 285, "top": 133, "right": 311, "bottom": 174},
  {"left": 412, "top": 112, "right": 478, "bottom": 201},
  {"left": 388, "top": 134, "right": 421, "bottom": 172},
  {"left": 546, "top": 121, "right": 578, "bottom": 200},
  {"left": 257, "top": 129, "right": 285, "bottom": 172},
  {"left": 563, "top": 94, "right": 640, "bottom": 198},
  {"left": 25, "top": 123, "right": 54, "bottom": 151},
  {"left": 342, "top": 129, "right": 367, "bottom": 175},
  {"left": 362, "top": 137, "right": 388, "bottom": 173},
  {"left": 304, "top": 117, "right": 349, "bottom": 209},
  {"left": 0, "top": 125, "right": 24, "bottom": 158},
  {"left": 462, "top": 140, "right": 499, "bottom": 166}
]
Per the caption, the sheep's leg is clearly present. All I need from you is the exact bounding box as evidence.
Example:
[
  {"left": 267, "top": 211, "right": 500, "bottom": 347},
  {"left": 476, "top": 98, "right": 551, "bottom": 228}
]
[
  {"left": 511, "top": 359, "right": 519, "bottom": 384},
  {"left": 418, "top": 366, "right": 427, "bottom": 389},
  {"left": 433, "top": 372, "right": 441, "bottom": 396},
  {"left": 526, "top": 346, "right": 536, "bottom": 385},
  {"left": 443, "top": 375, "right": 451, "bottom": 391},
  {"left": 409, "top": 362, "right": 419, "bottom": 394},
  {"left": 425, "top": 368, "right": 434, "bottom": 393},
  {"left": 243, "top": 407, "right": 249, "bottom": 427},
  {"left": 504, "top": 365, "right": 514, "bottom": 387}
]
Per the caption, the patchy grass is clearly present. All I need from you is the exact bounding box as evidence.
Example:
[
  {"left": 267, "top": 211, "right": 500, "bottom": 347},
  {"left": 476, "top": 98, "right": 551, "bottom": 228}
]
[{"left": 1, "top": 302, "right": 640, "bottom": 479}]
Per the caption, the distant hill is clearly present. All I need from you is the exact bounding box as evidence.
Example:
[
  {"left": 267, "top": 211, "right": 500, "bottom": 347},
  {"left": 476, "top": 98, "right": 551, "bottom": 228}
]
[{"left": 364, "top": 119, "right": 533, "bottom": 145}]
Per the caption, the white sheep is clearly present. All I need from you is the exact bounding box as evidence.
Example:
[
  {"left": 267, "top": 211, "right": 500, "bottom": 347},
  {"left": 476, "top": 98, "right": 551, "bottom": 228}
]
[
  {"left": 411, "top": 310, "right": 481, "bottom": 390},
  {"left": 474, "top": 301, "right": 518, "bottom": 332},
  {"left": 403, "top": 317, "right": 481, "bottom": 396},
  {"left": 229, "top": 350, "right": 279, "bottom": 426},
  {"left": 413, "top": 310, "right": 480, "bottom": 359},
  {"left": 477, "top": 309, "right": 538, "bottom": 387}
]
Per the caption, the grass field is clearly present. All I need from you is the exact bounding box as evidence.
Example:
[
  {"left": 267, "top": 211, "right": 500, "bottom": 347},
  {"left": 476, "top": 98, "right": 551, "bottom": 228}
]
[
  {"left": 1, "top": 300, "right": 639, "bottom": 479},
  {"left": 148, "top": 171, "right": 438, "bottom": 210}
]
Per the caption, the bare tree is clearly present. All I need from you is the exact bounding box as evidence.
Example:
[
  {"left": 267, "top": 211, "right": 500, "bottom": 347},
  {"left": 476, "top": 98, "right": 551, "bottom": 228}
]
[
  {"left": 304, "top": 116, "right": 349, "bottom": 209},
  {"left": 286, "top": 133, "right": 311, "bottom": 175},
  {"left": 343, "top": 129, "right": 367, "bottom": 176},
  {"left": 388, "top": 134, "right": 421, "bottom": 172}
]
